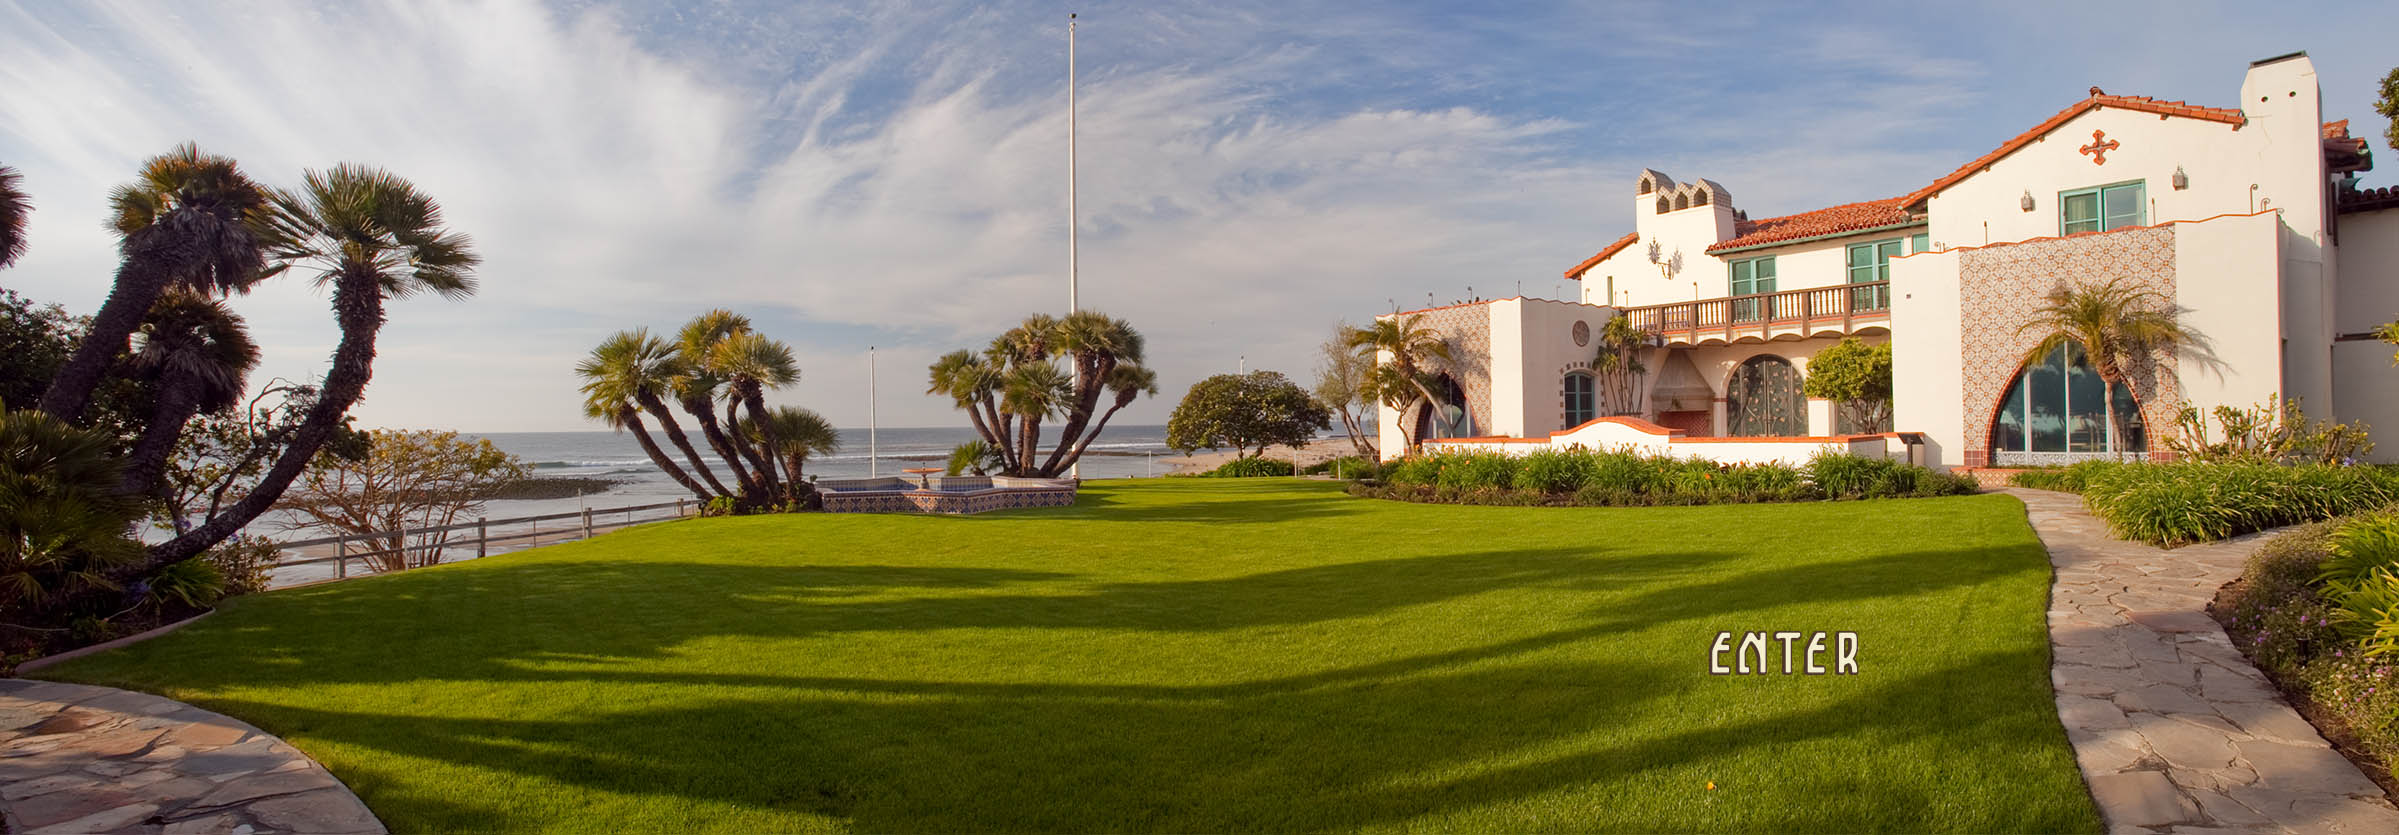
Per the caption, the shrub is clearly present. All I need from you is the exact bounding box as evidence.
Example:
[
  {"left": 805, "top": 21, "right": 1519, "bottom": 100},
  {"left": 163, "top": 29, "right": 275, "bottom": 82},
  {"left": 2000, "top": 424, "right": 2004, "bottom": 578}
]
[
  {"left": 1808, "top": 453, "right": 1976, "bottom": 500},
  {"left": 144, "top": 558, "right": 225, "bottom": 610},
  {"left": 1434, "top": 453, "right": 1520, "bottom": 491},
  {"left": 2321, "top": 514, "right": 2399, "bottom": 587},
  {"left": 2216, "top": 519, "right": 2399, "bottom": 777},
  {"left": 1300, "top": 455, "right": 1378, "bottom": 480},
  {"left": 1202, "top": 457, "right": 1297, "bottom": 478},
  {"left": 202, "top": 536, "right": 280, "bottom": 597},
  {"left": 2326, "top": 569, "right": 2399, "bottom": 657},
  {"left": 2008, "top": 460, "right": 2121, "bottom": 493},
  {"left": 1513, "top": 449, "right": 1596, "bottom": 493},
  {"left": 2218, "top": 521, "right": 2343, "bottom": 677},
  {"left": 2081, "top": 461, "right": 2397, "bottom": 546}
]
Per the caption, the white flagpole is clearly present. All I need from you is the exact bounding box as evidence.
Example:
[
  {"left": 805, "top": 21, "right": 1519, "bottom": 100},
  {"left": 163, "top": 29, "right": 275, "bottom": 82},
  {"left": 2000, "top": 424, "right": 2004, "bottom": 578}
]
[
  {"left": 1067, "top": 12, "right": 1082, "bottom": 481},
  {"left": 868, "top": 346, "right": 879, "bottom": 478}
]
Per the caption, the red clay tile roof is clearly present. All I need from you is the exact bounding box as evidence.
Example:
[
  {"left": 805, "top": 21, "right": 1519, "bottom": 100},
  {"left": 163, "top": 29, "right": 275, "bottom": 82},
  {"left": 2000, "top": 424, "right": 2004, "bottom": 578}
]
[
  {"left": 1563, "top": 232, "right": 1640, "bottom": 279},
  {"left": 2340, "top": 185, "right": 2399, "bottom": 214},
  {"left": 1900, "top": 92, "right": 2246, "bottom": 209},
  {"left": 2324, "top": 119, "right": 2369, "bottom": 153},
  {"left": 1702, "top": 197, "right": 1917, "bottom": 254}
]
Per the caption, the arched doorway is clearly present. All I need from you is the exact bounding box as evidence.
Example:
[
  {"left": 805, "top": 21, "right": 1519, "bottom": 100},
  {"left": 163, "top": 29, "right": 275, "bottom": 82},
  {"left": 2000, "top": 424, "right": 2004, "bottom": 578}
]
[
  {"left": 1990, "top": 341, "right": 2144, "bottom": 464},
  {"left": 1413, "top": 373, "right": 1472, "bottom": 442},
  {"left": 1726, "top": 356, "right": 1804, "bottom": 437}
]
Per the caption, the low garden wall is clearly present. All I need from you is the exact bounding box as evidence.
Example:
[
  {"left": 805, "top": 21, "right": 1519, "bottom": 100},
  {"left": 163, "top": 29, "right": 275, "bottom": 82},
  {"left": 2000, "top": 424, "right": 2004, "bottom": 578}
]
[{"left": 1423, "top": 416, "right": 1921, "bottom": 468}]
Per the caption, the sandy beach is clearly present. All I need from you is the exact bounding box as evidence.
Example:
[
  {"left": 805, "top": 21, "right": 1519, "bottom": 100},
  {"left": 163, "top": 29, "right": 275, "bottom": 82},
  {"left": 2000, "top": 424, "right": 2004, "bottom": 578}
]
[{"left": 1164, "top": 437, "right": 1372, "bottom": 474}]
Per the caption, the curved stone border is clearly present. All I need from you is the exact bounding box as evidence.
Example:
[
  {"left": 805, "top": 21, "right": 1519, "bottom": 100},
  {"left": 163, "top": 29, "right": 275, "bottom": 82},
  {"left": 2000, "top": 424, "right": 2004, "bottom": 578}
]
[
  {"left": 2014, "top": 489, "right": 2399, "bottom": 834},
  {"left": 0, "top": 679, "right": 382, "bottom": 834},
  {"left": 13, "top": 611, "right": 214, "bottom": 675}
]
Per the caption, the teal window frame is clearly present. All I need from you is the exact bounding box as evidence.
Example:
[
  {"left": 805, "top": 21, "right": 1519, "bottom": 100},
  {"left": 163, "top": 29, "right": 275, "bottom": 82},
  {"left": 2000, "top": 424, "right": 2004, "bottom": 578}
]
[
  {"left": 1729, "top": 256, "right": 1775, "bottom": 322},
  {"left": 2060, "top": 181, "right": 2146, "bottom": 235},
  {"left": 1845, "top": 238, "right": 1902, "bottom": 311},
  {"left": 1909, "top": 233, "right": 1930, "bottom": 254},
  {"left": 1563, "top": 372, "right": 1596, "bottom": 428}
]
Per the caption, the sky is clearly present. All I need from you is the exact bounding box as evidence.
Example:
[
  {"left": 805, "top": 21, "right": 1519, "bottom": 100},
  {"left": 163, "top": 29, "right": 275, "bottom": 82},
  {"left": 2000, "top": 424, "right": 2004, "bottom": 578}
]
[{"left": 1, "top": 0, "right": 2393, "bottom": 431}]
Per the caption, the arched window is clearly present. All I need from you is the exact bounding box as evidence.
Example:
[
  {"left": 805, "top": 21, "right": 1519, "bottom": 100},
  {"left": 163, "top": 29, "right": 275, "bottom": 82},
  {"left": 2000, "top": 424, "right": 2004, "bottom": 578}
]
[
  {"left": 1413, "top": 373, "right": 1473, "bottom": 442},
  {"left": 1563, "top": 372, "right": 1596, "bottom": 428},
  {"left": 1726, "top": 356, "right": 1805, "bottom": 436},
  {"left": 1990, "top": 341, "right": 2145, "bottom": 463}
]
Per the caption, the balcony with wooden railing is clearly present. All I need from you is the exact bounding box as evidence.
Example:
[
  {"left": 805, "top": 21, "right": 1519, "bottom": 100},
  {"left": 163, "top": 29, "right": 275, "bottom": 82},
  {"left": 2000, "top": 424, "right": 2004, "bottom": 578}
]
[{"left": 1620, "top": 281, "right": 1891, "bottom": 347}]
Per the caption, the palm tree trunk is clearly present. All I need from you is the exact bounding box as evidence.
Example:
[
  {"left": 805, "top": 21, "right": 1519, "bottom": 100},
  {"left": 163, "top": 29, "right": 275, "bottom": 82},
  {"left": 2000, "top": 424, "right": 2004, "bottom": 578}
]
[
  {"left": 1058, "top": 399, "right": 1137, "bottom": 471},
  {"left": 1037, "top": 354, "right": 1112, "bottom": 476},
  {"left": 39, "top": 244, "right": 173, "bottom": 422},
  {"left": 684, "top": 393, "right": 756, "bottom": 496},
  {"left": 739, "top": 383, "right": 782, "bottom": 497},
  {"left": 1017, "top": 416, "right": 1041, "bottom": 477},
  {"left": 984, "top": 399, "right": 1017, "bottom": 472},
  {"left": 120, "top": 376, "right": 201, "bottom": 499},
  {"left": 621, "top": 405, "right": 711, "bottom": 500},
  {"left": 636, "top": 391, "right": 729, "bottom": 497},
  {"left": 142, "top": 266, "right": 384, "bottom": 569},
  {"left": 1399, "top": 393, "right": 1433, "bottom": 454}
]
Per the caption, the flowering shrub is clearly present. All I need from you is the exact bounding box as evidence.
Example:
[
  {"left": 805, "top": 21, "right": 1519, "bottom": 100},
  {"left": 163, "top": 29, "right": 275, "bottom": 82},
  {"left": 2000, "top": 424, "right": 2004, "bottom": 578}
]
[
  {"left": 2216, "top": 516, "right": 2399, "bottom": 781},
  {"left": 1361, "top": 450, "right": 1971, "bottom": 506}
]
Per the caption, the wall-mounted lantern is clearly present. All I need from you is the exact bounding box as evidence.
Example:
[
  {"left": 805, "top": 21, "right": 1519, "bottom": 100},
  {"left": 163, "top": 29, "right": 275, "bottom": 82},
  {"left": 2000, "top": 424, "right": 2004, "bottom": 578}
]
[
  {"left": 2020, "top": 190, "right": 2035, "bottom": 212},
  {"left": 2172, "top": 166, "right": 2189, "bottom": 190}
]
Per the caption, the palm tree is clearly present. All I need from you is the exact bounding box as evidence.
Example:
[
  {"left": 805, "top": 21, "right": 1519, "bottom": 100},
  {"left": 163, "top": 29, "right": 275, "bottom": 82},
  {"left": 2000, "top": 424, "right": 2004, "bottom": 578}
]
[
  {"left": 42, "top": 145, "right": 284, "bottom": 423},
  {"left": 1001, "top": 361, "right": 1073, "bottom": 475},
  {"left": 707, "top": 330, "right": 800, "bottom": 498},
  {"left": 1, "top": 403, "right": 143, "bottom": 615},
  {"left": 1344, "top": 314, "right": 1452, "bottom": 453},
  {"left": 2017, "top": 276, "right": 2200, "bottom": 459},
  {"left": 576, "top": 330, "right": 715, "bottom": 501},
  {"left": 740, "top": 405, "right": 841, "bottom": 487},
  {"left": 946, "top": 440, "right": 1002, "bottom": 476},
  {"left": 929, "top": 350, "right": 1013, "bottom": 473},
  {"left": 118, "top": 290, "right": 259, "bottom": 500},
  {"left": 0, "top": 164, "right": 29, "bottom": 270},
  {"left": 675, "top": 310, "right": 759, "bottom": 498},
  {"left": 1591, "top": 314, "right": 1651, "bottom": 416},
  {"left": 1055, "top": 364, "right": 1159, "bottom": 468},
  {"left": 1036, "top": 311, "right": 1147, "bottom": 475},
  {"left": 147, "top": 164, "right": 478, "bottom": 567}
]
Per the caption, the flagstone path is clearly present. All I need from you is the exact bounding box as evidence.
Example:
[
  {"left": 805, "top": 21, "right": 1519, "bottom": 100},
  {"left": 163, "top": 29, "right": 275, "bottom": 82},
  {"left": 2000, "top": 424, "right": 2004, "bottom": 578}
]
[
  {"left": 0, "top": 678, "right": 381, "bottom": 834},
  {"left": 2014, "top": 488, "right": 2399, "bottom": 834}
]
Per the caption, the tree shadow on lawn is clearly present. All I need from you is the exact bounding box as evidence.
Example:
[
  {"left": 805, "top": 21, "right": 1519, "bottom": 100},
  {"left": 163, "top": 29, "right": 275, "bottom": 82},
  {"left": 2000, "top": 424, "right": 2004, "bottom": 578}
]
[{"left": 199, "top": 644, "right": 2088, "bottom": 832}]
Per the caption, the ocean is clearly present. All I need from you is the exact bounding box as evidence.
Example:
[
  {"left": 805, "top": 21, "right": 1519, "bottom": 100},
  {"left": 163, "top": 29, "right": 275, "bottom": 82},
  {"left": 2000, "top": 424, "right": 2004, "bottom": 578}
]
[{"left": 463, "top": 424, "right": 1188, "bottom": 516}]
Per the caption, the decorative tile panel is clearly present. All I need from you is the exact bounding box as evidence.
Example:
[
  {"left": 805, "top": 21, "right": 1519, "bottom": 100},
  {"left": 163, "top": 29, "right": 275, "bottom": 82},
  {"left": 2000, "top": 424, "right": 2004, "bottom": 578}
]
[{"left": 1956, "top": 225, "right": 2182, "bottom": 460}]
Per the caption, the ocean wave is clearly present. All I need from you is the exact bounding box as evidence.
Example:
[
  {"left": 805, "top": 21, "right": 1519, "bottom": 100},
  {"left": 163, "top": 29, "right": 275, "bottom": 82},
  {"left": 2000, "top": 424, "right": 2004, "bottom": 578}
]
[{"left": 533, "top": 459, "right": 655, "bottom": 469}]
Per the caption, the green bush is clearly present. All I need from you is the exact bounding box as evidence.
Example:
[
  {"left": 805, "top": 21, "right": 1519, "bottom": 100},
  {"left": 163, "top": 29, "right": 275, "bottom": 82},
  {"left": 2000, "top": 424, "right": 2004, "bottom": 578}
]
[
  {"left": 2217, "top": 519, "right": 2399, "bottom": 776},
  {"left": 2007, "top": 460, "right": 2121, "bottom": 493},
  {"left": 2320, "top": 514, "right": 2399, "bottom": 586},
  {"left": 1202, "top": 457, "right": 1297, "bottom": 478},
  {"left": 1370, "top": 450, "right": 1965, "bottom": 506},
  {"left": 2217, "top": 521, "right": 2342, "bottom": 677},
  {"left": 202, "top": 536, "right": 281, "bottom": 597},
  {"left": 1300, "top": 455, "right": 1379, "bottom": 480},
  {"left": 146, "top": 558, "right": 225, "bottom": 610},
  {"left": 2080, "top": 461, "right": 2398, "bottom": 546}
]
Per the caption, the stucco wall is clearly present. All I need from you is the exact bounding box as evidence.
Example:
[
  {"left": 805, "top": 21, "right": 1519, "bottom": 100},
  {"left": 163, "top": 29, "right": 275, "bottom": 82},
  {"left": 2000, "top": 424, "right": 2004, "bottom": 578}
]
[
  {"left": 2173, "top": 212, "right": 2286, "bottom": 423},
  {"left": 1511, "top": 299, "right": 1630, "bottom": 435},
  {"left": 1374, "top": 302, "right": 1496, "bottom": 461},
  {"left": 2334, "top": 207, "right": 2399, "bottom": 460},
  {"left": 1890, "top": 248, "right": 1966, "bottom": 467}
]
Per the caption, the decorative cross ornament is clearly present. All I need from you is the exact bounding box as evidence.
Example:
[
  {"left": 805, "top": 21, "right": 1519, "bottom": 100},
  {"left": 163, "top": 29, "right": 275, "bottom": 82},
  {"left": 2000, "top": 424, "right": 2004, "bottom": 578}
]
[{"left": 2079, "top": 130, "right": 2120, "bottom": 165}]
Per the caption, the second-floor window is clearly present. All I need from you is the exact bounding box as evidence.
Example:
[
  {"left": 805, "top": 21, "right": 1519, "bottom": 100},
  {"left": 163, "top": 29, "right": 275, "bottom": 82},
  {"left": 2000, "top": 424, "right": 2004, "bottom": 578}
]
[
  {"left": 2061, "top": 181, "right": 2145, "bottom": 235},
  {"left": 1729, "top": 256, "right": 1775, "bottom": 322},
  {"left": 1846, "top": 239, "right": 1902, "bottom": 312}
]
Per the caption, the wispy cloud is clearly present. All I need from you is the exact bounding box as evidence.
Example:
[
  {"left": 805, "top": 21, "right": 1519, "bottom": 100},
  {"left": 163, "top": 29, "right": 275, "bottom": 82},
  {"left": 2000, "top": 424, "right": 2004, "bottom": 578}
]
[{"left": 0, "top": 0, "right": 2387, "bottom": 430}]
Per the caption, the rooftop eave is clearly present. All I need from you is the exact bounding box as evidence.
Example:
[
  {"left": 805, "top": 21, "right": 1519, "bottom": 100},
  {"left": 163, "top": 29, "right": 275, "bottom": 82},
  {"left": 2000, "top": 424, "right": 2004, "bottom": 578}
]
[{"left": 1704, "top": 218, "right": 1928, "bottom": 256}]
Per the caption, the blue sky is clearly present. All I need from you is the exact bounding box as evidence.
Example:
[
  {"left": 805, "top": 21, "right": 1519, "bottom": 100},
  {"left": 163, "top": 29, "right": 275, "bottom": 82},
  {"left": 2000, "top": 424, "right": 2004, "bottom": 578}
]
[{"left": 1, "top": 0, "right": 2392, "bottom": 431}]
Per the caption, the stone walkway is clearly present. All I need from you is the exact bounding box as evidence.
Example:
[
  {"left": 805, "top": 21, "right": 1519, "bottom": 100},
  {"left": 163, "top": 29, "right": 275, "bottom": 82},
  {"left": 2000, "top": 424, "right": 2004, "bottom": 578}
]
[
  {"left": 0, "top": 679, "right": 381, "bottom": 834},
  {"left": 2015, "top": 489, "right": 2399, "bottom": 834}
]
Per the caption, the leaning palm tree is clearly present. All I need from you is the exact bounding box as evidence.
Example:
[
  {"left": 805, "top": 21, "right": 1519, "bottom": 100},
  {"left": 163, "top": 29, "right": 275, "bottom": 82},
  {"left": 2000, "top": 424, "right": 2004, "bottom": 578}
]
[
  {"left": 1055, "top": 364, "right": 1159, "bottom": 468},
  {"left": 707, "top": 329, "right": 799, "bottom": 497},
  {"left": 1035, "top": 311, "right": 1147, "bottom": 475},
  {"left": 146, "top": 164, "right": 478, "bottom": 567},
  {"left": 929, "top": 350, "right": 1013, "bottom": 473},
  {"left": 118, "top": 290, "right": 259, "bottom": 499},
  {"left": 674, "top": 310, "right": 759, "bottom": 498},
  {"left": 42, "top": 144, "right": 284, "bottom": 422},
  {"left": 0, "top": 164, "right": 29, "bottom": 270},
  {"left": 1345, "top": 314, "right": 1453, "bottom": 453},
  {"left": 576, "top": 330, "right": 715, "bottom": 501},
  {"left": 2017, "top": 276, "right": 2200, "bottom": 459}
]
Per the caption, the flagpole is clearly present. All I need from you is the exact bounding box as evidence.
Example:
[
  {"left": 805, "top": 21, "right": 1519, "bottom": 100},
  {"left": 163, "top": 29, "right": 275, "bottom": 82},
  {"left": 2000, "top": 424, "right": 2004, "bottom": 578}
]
[
  {"left": 878, "top": 343, "right": 887, "bottom": 475},
  {"left": 1067, "top": 12, "right": 1082, "bottom": 481}
]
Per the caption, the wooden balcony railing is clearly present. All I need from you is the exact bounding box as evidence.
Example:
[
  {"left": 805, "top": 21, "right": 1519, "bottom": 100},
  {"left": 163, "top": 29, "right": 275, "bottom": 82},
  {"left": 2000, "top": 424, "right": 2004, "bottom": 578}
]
[{"left": 1621, "top": 281, "right": 1890, "bottom": 344}]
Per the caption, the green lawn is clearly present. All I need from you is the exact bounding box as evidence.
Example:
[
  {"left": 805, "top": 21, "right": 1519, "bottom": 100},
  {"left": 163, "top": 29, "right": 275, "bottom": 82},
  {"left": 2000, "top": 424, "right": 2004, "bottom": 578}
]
[{"left": 43, "top": 480, "right": 2098, "bottom": 832}]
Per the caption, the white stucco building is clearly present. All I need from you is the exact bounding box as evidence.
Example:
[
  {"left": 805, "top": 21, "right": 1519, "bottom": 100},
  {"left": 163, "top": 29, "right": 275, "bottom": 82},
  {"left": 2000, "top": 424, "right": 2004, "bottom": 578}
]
[{"left": 1376, "top": 52, "right": 2397, "bottom": 469}]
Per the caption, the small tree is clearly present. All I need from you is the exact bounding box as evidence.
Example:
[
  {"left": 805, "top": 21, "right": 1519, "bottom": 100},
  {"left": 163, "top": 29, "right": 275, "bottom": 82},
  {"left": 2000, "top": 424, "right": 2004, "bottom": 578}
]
[
  {"left": 2375, "top": 65, "right": 2398, "bottom": 154},
  {"left": 1313, "top": 324, "right": 1377, "bottom": 458},
  {"left": 1591, "top": 315, "right": 1651, "bottom": 416},
  {"left": 1167, "top": 371, "right": 1332, "bottom": 459},
  {"left": 275, "top": 430, "right": 528, "bottom": 573},
  {"left": 2376, "top": 320, "right": 2398, "bottom": 366},
  {"left": 2018, "top": 277, "right": 2200, "bottom": 459},
  {"left": 1802, "top": 337, "right": 1894, "bottom": 433}
]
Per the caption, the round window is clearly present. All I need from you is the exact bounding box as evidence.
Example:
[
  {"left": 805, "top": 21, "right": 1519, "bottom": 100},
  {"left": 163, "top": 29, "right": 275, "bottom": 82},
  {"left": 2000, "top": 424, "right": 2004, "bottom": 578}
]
[{"left": 1571, "top": 321, "right": 1590, "bottom": 347}]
